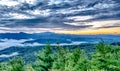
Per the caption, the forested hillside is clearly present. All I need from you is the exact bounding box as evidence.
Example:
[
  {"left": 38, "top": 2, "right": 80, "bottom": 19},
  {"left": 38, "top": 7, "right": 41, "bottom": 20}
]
[{"left": 0, "top": 42, "right": 120, "bottom": 71}]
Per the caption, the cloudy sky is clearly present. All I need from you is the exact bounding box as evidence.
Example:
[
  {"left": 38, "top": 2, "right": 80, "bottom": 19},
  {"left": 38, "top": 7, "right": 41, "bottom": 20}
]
[{"left": 0, "top": 0, "right": 120, "bottom": 34}]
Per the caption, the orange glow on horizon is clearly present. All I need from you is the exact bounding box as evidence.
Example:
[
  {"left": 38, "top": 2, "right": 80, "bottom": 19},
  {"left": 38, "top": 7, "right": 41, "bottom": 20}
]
[{"left": 56, "top": 27, "right": 120, "bottom": 34}]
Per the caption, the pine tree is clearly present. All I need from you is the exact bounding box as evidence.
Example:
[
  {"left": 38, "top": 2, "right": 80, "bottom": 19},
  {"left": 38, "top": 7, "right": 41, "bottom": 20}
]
[
  {"left": 52, "top": 43, "right": 67, "bottom": 70},
  {"left": 91, "top": 42, "right": 120, "bottom": 71},
  {"left": 26, "top": 65, "right": 35, "bottom": 71},
  {"left": 33, "top": 44, "right": 54, "bottom": 71},
  {"left": 10, "top": 57, "right": 25, "bottom": 71},
  {"left": 0, "top": 62, "right": 10, "bottom": 71},
  {"left": 66, "top": 48, "right": 90, "bottom": 71}
]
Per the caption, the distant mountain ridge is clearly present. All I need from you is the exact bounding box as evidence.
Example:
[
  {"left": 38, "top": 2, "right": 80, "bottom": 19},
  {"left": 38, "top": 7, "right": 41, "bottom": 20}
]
[
  {"left": 0, "top": 32, "right": 60, "bottom": 39},
  {"left": 0, "top": 32, "right": 120, "bottom": 62},
  {"left": 0, "top": 32, "right": 120, "bottom": 44}
]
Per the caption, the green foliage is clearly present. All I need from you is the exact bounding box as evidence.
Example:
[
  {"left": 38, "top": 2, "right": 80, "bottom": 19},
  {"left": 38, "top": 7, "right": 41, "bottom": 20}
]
[
  {"left": 0, "top": 62, "right": 10, "bottom": 71},
  {"left": 96, "top": 41, "right": 111, "bottom": 54},
  {"left": 91, "top": 42, "right": 120, "bottom": 71},
  {"left": 52, "top": 46, "right": 91, "bottom": 71},
  {"left": 26, "top": 65, "right": 35, "bottom": 71},
  {"left": 10, "top": 57, "right": 25, "bottom": 71},
  {"left": 33, "top": 44, "right": 54, "bottom": 71},
  {"left": 52, "top": 44, "right": 67, "bottom": 70},
  {"left": 0, "top": 42, "right": 120, "bottom": 71}
]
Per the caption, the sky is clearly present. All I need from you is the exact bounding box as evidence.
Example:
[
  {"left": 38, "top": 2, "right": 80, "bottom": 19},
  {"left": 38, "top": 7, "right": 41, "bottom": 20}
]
[{"left": 0, "top": 0, "right": 120, "bottom": 34}]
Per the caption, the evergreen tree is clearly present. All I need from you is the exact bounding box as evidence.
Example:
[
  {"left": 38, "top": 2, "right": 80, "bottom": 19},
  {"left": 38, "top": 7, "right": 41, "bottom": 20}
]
[
  {"left": 0, "top": 62, "right": 10, "bottom": 71},
  {"left": 91, "top": 42, "right": 120, "bottom": 71},
  {"left": 52, "top": 43, "right": 67, "bottom": 70},
  {"left": 10, "top": 57, "right": 25, "bottom": 71},
  {"left": 64, "top": 48, "right": 81, "bottom": 71},
  {"left": 0, "top": 42, "right": 120, "bottom": 71},
  {"left": 33, "top": 44, "right": 54, "bottom": 71},
  {"left": 26, "top": 65, "right": 35, "bottom": 71}
]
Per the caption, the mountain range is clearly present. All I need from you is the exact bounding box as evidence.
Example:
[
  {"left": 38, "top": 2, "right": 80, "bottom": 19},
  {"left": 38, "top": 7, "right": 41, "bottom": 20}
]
[
  {"left": 0, "top": 32, "right": 120, "bottom": 44},
  {"left": 0, "top": 32, "right": 120, "bottom": 62}
]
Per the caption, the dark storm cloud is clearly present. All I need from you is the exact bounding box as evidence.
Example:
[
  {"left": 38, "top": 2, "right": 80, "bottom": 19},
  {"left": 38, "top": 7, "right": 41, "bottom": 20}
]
[
  {"left": 1, "top": 16, "right": 92, "bottom": 30},
  {"left": 0, "top": 0, "right": 120, "bottom": 32}
]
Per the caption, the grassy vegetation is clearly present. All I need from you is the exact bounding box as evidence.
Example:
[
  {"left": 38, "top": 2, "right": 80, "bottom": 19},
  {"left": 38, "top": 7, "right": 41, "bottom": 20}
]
[{"left": 0, "top": 41, "right": 120, "bottom": 71}]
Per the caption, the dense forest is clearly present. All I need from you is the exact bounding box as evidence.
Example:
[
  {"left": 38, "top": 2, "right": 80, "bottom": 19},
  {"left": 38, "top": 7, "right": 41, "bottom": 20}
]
[{"left": 0, "top": 41, "right": 120, "bottom": 71}]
